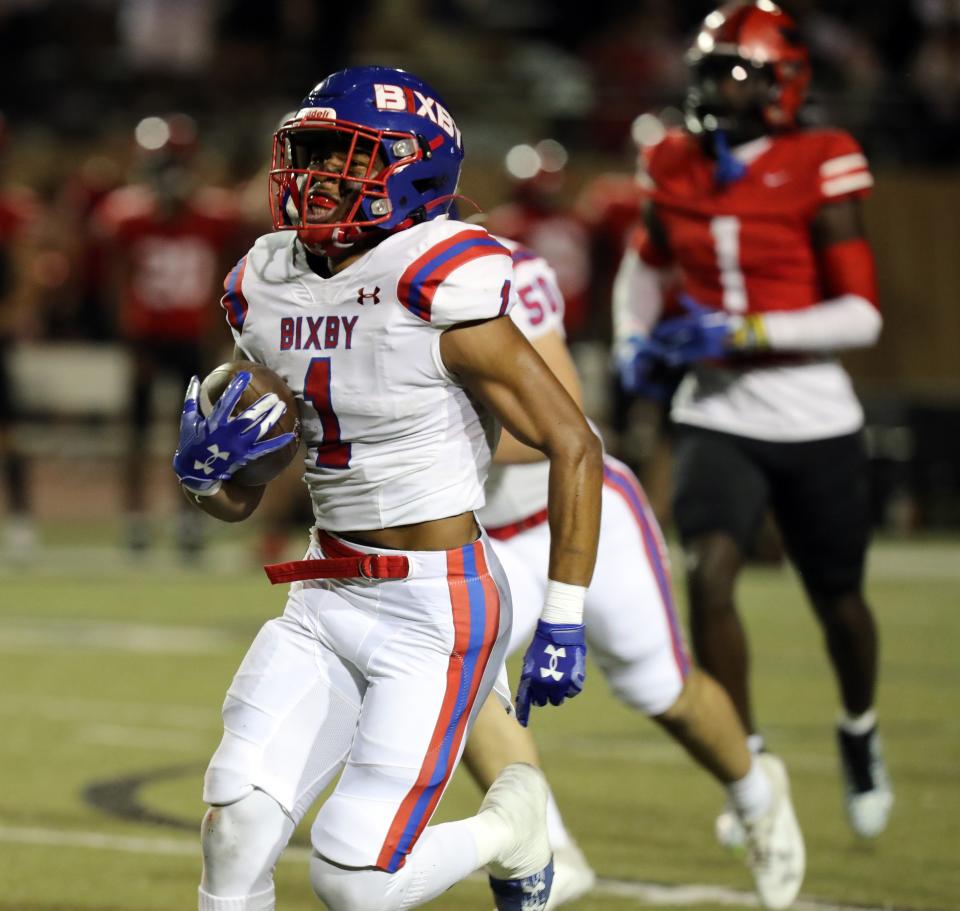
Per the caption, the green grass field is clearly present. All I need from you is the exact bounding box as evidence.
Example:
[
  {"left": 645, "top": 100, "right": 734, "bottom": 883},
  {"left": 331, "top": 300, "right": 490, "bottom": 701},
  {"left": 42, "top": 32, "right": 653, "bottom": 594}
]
[{"left": 1, "top": 529, "right": 958, "bottom": 911}]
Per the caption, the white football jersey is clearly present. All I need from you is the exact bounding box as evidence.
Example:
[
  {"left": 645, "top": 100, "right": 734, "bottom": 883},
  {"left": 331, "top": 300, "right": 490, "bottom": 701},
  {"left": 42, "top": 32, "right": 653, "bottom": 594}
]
[
  {"left": 220, "top": 217, "right": 516, "bottom": 531},
  {"left": 478, "top": 239, "right": 565, "bottom": 529}
]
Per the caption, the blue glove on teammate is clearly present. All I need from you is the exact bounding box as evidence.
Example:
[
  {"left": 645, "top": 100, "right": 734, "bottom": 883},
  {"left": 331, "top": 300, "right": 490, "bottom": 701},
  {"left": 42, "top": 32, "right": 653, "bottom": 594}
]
[
  {"left": 614, "top": 335, "right": 663, "bottom": 395},
  {"left": 613, "top": 335, "right": 684, "bottom": 401},
  {"left": 515, "top": 620, "right": 587, "bottom": 727},
  {"left": 173, "top": 372, "right": 296, "bottom": 494},
  {"left": 649, "top": 294, "right": 731, "bottom": 367}
]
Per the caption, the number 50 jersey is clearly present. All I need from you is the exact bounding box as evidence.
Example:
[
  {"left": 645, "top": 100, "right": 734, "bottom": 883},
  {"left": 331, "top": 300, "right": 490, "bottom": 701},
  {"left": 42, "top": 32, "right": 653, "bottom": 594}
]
[{"left": 220, "top": 217, "right": 516, "bottom": 531}]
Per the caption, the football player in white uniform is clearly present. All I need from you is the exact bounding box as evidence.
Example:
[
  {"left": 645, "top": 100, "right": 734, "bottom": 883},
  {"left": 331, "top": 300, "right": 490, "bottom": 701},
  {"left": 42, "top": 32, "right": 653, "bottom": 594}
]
[
  {"left": 461, "top": 238, "right": 805, "bottom": 911},
  {"left": 171, "top": 67, "right": 603, "bottom": 911}
]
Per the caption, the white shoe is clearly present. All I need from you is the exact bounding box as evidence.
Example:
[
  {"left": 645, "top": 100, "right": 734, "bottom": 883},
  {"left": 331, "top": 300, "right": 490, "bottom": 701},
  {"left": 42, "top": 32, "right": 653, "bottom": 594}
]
[
  {"left": 743, "top": 754, "right": 805, "bottom": 911},
  {"left": 545, "top": 841, "right": 596, "bottom": 909},
  {"left": 715, "top": 801, "right": 746, "bottom": 853},
  {"left": 837, "top": 724, "right": 894, "bottom": 838},
  {"left": 481, "top": 763, "right": 553, "bottom": 911}
]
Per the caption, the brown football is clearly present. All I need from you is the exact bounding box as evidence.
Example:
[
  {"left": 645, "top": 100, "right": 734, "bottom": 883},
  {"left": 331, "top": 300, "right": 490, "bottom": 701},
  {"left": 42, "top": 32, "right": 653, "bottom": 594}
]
[{"left": 198, "top": 360, "right": 301, "bottom": 487}]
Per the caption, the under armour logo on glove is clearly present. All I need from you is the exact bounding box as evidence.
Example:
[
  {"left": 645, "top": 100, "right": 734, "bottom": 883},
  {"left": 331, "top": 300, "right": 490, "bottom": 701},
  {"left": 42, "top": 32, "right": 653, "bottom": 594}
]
[
  {"left": 540, "top": 644, "right": 566, "bottom": 681},
  {"left": 515, "top": 620, "right": 586, "bottom": 727},
  {"left": 195, "top": 444, "right": 231, "bottom": 475}
]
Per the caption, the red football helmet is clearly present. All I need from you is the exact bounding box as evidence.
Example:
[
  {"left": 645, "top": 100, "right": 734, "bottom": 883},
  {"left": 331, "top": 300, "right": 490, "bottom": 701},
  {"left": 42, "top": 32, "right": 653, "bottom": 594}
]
[{"left": 685, "top": 1, "right": 811, "bottom": 136}]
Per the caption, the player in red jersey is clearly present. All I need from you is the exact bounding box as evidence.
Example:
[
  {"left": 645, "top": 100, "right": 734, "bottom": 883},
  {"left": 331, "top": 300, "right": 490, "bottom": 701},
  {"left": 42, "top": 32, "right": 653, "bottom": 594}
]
[
  {"left": 613, "top": 1, "right": 892, "bottom": 842},
  {"left": 0, "top": 113, "right": 41, "bottom": 557},
  {"left": 93, "top": 114, "right": 247, "bottom": 555},
  {"left": 485, "top": 142, "right": 593, "bottom": 341}
]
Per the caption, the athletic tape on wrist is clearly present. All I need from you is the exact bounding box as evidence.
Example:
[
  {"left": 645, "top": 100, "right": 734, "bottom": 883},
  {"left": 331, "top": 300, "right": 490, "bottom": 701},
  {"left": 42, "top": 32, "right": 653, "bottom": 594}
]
[{"left": 541, "top": 579, "right": 586, "bottom": 625}]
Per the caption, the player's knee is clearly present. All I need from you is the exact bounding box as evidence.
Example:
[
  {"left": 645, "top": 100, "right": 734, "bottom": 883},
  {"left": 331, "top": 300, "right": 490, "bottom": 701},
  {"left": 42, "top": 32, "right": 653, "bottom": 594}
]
[
  {"left": 655, "top": 668, "right": 698, "bottom": 718},
  {"left": 203, "top": 754, "right": 262, "bottom": 808},
  {"left": 810, "top": 588, "right": 872, "bottom": 629},
  {"left": 603, "top": 658, "right": 684, "bottom": 716},
  {"left": 310, "top": 854, "right": 404, "bottom": 911},
  {"left": 201, "top": 789, "right": 293, "bottom": 897},
  {"left": 686, "top": 534, "right": 741, "bottom": 612}
]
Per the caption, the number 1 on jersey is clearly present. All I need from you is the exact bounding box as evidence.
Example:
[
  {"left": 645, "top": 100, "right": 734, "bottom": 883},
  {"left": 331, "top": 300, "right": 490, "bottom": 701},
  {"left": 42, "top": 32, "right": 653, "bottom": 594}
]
[
  {"left": 710, "top": 216, "right": 747, "bottom": 313},
  {"left": 304, "top": 357, "right": 351, "bottom": 469}
]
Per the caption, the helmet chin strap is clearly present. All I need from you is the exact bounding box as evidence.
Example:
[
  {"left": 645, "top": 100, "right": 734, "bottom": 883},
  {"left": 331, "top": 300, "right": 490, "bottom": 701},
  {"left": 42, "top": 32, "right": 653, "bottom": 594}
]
[{"left": 298, "top": 224, "right": 365, "bottom": 257}]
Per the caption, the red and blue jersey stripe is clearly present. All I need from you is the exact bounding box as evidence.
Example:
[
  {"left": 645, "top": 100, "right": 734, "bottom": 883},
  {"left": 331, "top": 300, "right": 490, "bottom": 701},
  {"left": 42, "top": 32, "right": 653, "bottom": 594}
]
[
  {"left": 509, "top": 246, "right": 541, "bottom": 266},
  {"left": 398, "top": 230, "right": 510, "bottom": 322},
  {"left": 220, "top": 256, "right": 248, "bottom": 332},
  {"left": 603, "top": 458, "right": 691, "bottom": 678},
  {"left": 376, "top": 540, "right": 501, "bottom": 872}
]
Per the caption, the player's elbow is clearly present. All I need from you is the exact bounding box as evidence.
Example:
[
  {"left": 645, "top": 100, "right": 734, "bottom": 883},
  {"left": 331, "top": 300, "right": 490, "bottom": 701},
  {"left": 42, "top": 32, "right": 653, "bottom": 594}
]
[
  {"left": 558, "top": 419, "right": 604, "bottom": 480},
  {"left": 861, "top": 300, "right": 883, "bottom": 347},
  {"left": 841, "top": 294, "right": 883, "bottom": 349}
]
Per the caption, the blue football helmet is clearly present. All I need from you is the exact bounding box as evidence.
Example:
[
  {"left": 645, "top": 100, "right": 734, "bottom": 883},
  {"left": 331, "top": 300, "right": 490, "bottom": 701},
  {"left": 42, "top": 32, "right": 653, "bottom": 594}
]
[{"left": 269, "top": 66, "right": 464, "bottom": 254}]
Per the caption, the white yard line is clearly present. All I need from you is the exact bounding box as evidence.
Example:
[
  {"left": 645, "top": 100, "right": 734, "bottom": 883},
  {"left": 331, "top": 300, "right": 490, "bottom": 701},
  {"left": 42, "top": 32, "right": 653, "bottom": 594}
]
[
  {"left": 78, "top": 723, "right": 214, "bottom": 753},
  {"left": 0, "top": 694, "right": 215, "bottom": 728},
  {"left": 0, "top": 824, "right": 913, "bottom": 911},
  {"left": 0, "top": 618, "right": 236, "bottom": 654}
]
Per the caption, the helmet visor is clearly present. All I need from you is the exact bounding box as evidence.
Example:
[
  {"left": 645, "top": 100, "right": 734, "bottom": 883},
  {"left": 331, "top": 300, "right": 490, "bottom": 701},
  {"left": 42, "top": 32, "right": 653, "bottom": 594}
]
[{"left": 686, "top": 54, "right": 776, "bottom": 135}]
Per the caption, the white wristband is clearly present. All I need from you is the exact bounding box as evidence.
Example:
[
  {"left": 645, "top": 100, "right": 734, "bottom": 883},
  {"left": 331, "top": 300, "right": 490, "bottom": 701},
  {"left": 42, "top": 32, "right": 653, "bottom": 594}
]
[{"left": 541, "top": 579, "right": 586, "bottom": 626}]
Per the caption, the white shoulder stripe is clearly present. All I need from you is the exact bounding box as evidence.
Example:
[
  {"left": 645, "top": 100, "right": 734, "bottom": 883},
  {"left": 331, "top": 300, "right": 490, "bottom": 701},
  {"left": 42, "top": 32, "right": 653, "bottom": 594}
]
[
  {"left": 822, "top": 172, "right": 874, "bottom": 197},
  {"left": 638, "top": 172, "right": 656, "bottom": 191},
  {"left": 820, "top": 153, "right": 869, "bottom": 177}
]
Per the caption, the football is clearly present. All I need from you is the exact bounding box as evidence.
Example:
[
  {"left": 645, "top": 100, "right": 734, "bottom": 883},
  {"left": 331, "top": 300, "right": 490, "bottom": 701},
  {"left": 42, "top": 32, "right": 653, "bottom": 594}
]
[{"left": 198, "top": 360, "right": 301, "bottom": 487}]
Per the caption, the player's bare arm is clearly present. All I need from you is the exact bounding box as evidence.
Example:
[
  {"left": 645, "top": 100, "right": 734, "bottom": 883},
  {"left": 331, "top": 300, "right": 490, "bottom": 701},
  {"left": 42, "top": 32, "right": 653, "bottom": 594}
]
[
  {"left": 182, "top": 478, "right": 265, "bottom": 522},
  {"left": 812, "top": 196, "right": 866, "bottom": 247},
  {"left": 440, "top": 315, "right": 602, "bottom": 587},
  {"left": 492, "top": 327, "right": 585, "bottom": 465}
]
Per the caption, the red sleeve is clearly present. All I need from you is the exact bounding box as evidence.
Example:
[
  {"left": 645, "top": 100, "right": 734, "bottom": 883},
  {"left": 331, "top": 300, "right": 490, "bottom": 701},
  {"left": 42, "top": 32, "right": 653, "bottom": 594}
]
[{"left": 819, "top": 238, "right": 879, "bottom": 309}]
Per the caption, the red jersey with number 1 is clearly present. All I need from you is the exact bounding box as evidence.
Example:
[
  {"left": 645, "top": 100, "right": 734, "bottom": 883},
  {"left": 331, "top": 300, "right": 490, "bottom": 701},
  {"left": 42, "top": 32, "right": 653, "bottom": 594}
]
[{"left": 639, "top": 128, "right": 873, "bottom": 314}]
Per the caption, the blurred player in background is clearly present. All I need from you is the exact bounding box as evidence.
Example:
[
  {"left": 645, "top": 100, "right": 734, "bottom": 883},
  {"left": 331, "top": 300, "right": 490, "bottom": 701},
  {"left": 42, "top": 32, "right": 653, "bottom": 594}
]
[
  {"left": 0, "top": 112, "right": 40, "bottom": 557},
  {"left": 171, "top": 67, "right": 603, "bottom": 911},
  {"left": 463, "top": 236, "right": 804, "bottom": 911},
  {"left": 614, "top": 1, "right": 892, "bottom": 842},
  {"left": 92, "top": 113, "right": 246, "bottom": 556},
  {"left": 485, "top": 141, "right": 593, "bottom": 342}
]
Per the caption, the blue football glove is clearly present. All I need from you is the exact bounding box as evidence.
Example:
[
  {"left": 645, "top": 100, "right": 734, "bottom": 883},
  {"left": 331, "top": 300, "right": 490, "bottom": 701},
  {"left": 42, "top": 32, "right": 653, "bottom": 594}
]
[
  {"left": 515, "top": 620, "right": 587, "bottom": 727},
  {"left": 172, "top": 372, "right": 297, "bottom": 494},
  {"left": 614, "top": 334, "right": 663, "bottom": 394},
  {"left": 649, "top": 294, "right": 731, "bottom": 367}
]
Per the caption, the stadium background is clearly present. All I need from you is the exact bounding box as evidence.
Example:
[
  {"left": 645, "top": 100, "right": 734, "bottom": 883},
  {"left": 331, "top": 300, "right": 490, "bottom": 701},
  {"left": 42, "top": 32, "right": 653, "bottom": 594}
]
[{"left": 0, "top": 2, "right": 958, "bottom": 910}]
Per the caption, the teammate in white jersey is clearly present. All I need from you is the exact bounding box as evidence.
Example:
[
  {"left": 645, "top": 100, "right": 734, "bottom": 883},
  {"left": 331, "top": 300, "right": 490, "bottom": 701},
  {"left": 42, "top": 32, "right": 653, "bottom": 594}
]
[
  {"left": 171, "top": 67, "right": 602, "bottom": 911},
  {"left": 462, "top": 238, "right": 804, "bottom": 911}
]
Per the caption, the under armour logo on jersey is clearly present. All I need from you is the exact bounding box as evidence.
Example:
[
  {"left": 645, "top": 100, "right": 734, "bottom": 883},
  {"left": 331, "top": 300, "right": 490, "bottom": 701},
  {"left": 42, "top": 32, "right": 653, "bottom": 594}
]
[
  {"left": 540, "top": 643, "right": 567, "bottom": 681},
  {"left": 357, "top": 286, "right": 380, "bottom": 305},
  {"left": 194, "top": 444, "right": 230, "bottom": 475}
]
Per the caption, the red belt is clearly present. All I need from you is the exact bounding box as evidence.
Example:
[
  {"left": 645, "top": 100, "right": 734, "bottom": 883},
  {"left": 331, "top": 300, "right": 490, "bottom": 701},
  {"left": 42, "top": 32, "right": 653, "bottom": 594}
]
[
  {"left": 485, "top": 508, "right": 549, "bottom": 541},
  {"left": 263, "top": 530, "right": 410, "bottom": 584}
]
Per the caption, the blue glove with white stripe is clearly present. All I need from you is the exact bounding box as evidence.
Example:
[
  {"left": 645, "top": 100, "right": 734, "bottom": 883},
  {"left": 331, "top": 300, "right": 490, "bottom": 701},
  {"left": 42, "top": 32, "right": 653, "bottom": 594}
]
[{"left": 173, "top": 372, "right": 296, "bottom": 495}]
